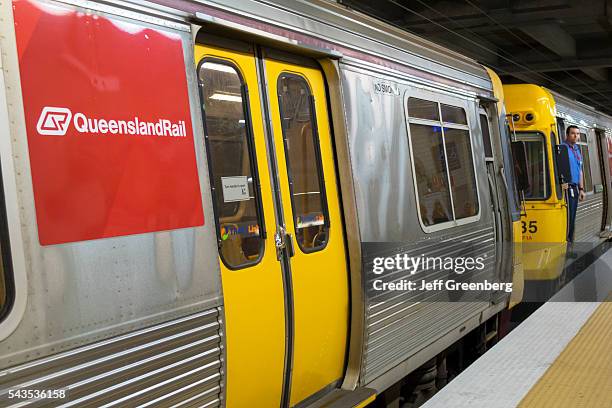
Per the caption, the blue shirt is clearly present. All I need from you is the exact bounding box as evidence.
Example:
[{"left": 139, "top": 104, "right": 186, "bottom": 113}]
[{"left": 564, "top": 142, "right": 583, "bottom": 185}]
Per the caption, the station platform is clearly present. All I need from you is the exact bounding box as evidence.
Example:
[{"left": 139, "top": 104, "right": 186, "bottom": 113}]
[{"left": 422, "top": 247, "right": 612, "bottom": 408}]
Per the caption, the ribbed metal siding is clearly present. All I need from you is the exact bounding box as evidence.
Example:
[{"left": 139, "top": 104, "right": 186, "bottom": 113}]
[
  {"left": 575, "top": 194, "right": 604, "bottom": 243},
  {"left": 362, "top": 227, "right": 496, "bottom": 384},
  {"left": 0, "top": 308, "right": 223, "bottom": 407}
]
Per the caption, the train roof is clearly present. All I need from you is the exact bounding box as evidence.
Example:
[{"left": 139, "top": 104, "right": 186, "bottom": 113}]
[
  {"left": 548, "top": 89, "right": 612, "bottom": 133},
  {"left": 148, "top": 0, "right": 494, "bottom": 94}
]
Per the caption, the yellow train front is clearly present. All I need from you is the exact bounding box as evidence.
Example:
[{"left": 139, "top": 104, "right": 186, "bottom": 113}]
[{"left": 504, "top": 84, "right": 612, "bottom": 297}]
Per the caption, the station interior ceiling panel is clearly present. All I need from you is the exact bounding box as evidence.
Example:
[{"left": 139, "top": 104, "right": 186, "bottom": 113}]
[{"left": 339, "top": 0, "right": 612, "bottom": 115}]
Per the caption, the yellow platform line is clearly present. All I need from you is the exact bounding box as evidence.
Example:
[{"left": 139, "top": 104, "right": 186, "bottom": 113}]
[{"left": 518, "top": 297, "right": 612, "bottom": 408}]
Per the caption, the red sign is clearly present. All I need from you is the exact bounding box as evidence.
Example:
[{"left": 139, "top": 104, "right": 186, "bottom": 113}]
[{"left": 13, "top": 0, "right": 204, "bottom": 245}]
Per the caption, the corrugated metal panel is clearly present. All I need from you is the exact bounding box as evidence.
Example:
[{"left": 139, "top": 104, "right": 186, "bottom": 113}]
[
  {"left": 362, "top": 227, "right": 496, "bottom": 384},
  {"left": 575, "top": 194, "right": 604, "bottom": 243},
  {"left": 0, "top": 308, "right": 224, "bottom": 407}
]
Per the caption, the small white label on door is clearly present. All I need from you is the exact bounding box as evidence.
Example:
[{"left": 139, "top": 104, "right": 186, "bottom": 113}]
[{"left": 221, "top": 176, "right": 250, "bottom": 203}]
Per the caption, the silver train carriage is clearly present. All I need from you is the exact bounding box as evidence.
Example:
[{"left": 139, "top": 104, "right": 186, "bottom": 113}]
[
  {"left": 553, "top": 91, "right": 612, "bottom": 244},
  {"left": 0, "top": 0, "right": 522, "bottom": 406}
]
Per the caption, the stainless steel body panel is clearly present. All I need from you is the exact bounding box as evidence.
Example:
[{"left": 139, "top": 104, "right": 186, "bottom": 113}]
[
  {"left": 340, "top": 65, "right": 504, "bottom": 386},
  {"left": 574, "top": 194, "right": 604, "bottom": 243},
  {"left": 340, "top": 65, "right": 493, "bottom": 241},
  {"left": 0, "top": 308, "right": 223, "bottom": 407},
  {"left": 0, "top": 1, "right": 224, "bottom": 402}
]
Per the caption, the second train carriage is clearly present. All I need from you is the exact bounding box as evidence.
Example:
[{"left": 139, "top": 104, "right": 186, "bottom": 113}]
[
  {"left": 553, "top": 91, "right": 612, "bottom": 244},
  {"left": 504, "top": 83, "right": 612, "bottom": 294},
  {"left": 0, "top": 0, "right": 527, "bottom": 406}
]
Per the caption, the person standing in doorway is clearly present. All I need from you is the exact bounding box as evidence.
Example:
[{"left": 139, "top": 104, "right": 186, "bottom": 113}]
[{"left": 564, "top": 125, "right": 586, "bottom": 242}]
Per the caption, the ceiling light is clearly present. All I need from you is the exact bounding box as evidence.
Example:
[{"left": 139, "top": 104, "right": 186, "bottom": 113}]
[
  {"left": 209, "top": 93, "right": 242, "bottom": 103},
  {"left": 202, "top": 63, "right": 236, "bottom": 74}
]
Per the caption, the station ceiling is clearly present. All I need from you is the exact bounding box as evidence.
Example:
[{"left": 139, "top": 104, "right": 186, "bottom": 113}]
[{"left": 339, "top": 0, "right": 612, "bottom": 116}]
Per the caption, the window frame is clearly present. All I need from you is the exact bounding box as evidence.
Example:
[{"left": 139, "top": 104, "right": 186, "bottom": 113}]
[
  {"left": 405, "top": 92, "right": 482, "bottom": 233},
  {"left": 197, "top": 57, "right": 267, "bottom": 270},
  {"left": 276, "top": 71, "right": 331, "bottom": 254},
  {"left": 515, "top": 131, "right": 551, "bottom": 201}
]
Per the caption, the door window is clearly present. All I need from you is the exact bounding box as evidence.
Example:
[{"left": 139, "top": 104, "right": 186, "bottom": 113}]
[
  {"left": 277, "top": 73, "right": 329, "bottom": 252},
  {"left": 199, "top": 60, "right": 265, "bottom": 268}
]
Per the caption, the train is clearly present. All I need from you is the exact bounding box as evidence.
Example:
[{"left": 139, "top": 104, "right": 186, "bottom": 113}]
[
  {"left": 504, "top": 84, "right": 612, "bottom": 299},
  {"left": 0, "top": 0, "right": 609, "bottom": 407}
]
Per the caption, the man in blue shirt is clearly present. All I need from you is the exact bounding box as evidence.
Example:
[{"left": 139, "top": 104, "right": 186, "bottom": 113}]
[{"left": 564, "top": 125, "right": 585, "bottom": 242}]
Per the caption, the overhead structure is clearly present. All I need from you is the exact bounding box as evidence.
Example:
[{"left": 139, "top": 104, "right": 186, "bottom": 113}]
[{"left": 339, "top": 0, "right": 612, "bottom": 115}]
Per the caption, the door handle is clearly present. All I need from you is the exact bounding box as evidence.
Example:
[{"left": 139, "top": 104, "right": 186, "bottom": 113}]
[
  {"left": 275, "top": 226, "right": 295, "bottom": 259},
  {"left": 275, "top": 227, "right": 285, "bottom": 260}
]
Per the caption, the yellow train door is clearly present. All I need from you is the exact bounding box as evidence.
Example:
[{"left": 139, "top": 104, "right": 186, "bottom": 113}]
[
  {"left": 194, "top": 43, "right": 286, "bottom": 407},
  {"left": 196, "top": 42, "right": 349, "bottom": 406},
  {"left": 263, "top": 54, "right": 350, "bottom": 405}
]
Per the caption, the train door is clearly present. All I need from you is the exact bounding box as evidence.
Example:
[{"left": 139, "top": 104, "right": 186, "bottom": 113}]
[
  {"left": 195, "top": 43, "right": 286, "bottom": 407},
  {"left": 263, "top": 51, "right": 349, "bottom": 406},
  {"left": 478, "top": 110, "right": 502, "bottom": 252},
  {"left": 479, "top": 108, "right": 507, "bottom": 299},
  {"left": 195, "top": 42, "right": 349, "bottom": 406}
]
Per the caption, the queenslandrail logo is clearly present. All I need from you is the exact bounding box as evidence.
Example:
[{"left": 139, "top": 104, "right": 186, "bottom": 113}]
[
  {"left": 36, "top": 106, "right": 187, "bottom": 137},
  {"left": 37, "top": 107, "right": 72, "bottom": 136}
]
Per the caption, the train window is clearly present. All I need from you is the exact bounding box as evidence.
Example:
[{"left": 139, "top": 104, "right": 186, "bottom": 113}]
[
  {"left": 410, "top": 124, "right": 453, "bottom": 226},
  {"left": 556, "top": 118, "right": 565, "bottom": 142},
  {"left": 407, "top": 97, "right": 479, "bottom": 228},
  {"left": 578, "top": 133, "right": 593, "bottom": 192},
  {"left": 441, "top": 104, "right": 467, "bottom": 125},
  {"left": 445, "top": 128, "right": 479, "bottom": 219},
  {"left": 580, "top": 145, "right": 593, "bottom": 192},
  {"left": 479, "top": 113, "right": 494, "bottom": 159},
  {"left": 519, "top": 133, "right": 550, "bottom": 199},
  {"left": 199, "top": 60, "right": 265, "bottom": 269},
  {"left": 277, "top": 73, "right": 329, "bottom": 252},
  {"left": 407, "top": 98, "right": 440, "bottom": 121}
]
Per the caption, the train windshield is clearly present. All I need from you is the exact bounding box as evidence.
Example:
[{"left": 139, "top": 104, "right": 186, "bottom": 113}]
[{"left": 516, "top": 132, "right": 550, "bottom": 200}]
